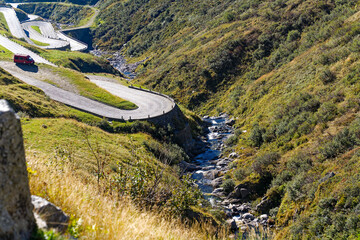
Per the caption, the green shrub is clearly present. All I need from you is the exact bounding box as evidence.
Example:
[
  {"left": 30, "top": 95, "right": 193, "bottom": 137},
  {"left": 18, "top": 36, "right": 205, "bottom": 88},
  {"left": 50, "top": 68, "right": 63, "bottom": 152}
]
[
  {"left": 271, "top": 170, "right": 292, "bottom": 187},
  {"left": 319, "top": 197, "right": 337, "bottom": 210},
  {"left": 286, "top": 152, "right": 312, "bottom": 175},
  {"left": 249, "top": 123, "right": 265, "bottom": 147},
  {"left": 234, "top": 168, "right": 248, "bottom": 181},
  {"left": 319, "top": 68, "right": 336, "bottom": 84},
  {"left": 252, "top": 152, "right": 280, "bottom": 175},
  {"left": 320, "top": 128, "right": 357, "bottom": 158},
  {"left": 287, "top": 30, "right": 300, "bottom": 42},
  {"left": 221, "top": 179, "right": 235, "bottom": 195},
  {"left": 143, "top": 140, "right": 188, "bottom": 165},
  {"left": 269, "top": 207, "right": 279, "bottom": 217},
  {"left": 287, "top": 172, "right": 307, "bottom": 202},
  {"left": 225, "top": 129, "right": 242, "bottom": 146},
  {"left": 316, "top": 102, "right": 338, "bottom": 123}
]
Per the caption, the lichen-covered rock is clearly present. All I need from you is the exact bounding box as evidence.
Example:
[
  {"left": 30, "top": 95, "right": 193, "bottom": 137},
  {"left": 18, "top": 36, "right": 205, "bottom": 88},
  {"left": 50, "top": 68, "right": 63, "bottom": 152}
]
[
  {"left": 227, "top": 184, "right": 249, "bottom": 200},
  {"left": 242, "top": 213, "right": 255, "bottom": 221},
  {"left": 31, "top": 195, "right": 69, "bottom": 233},
  {"left": 0, "top": 100, "right": 36, "bottom": 240}
]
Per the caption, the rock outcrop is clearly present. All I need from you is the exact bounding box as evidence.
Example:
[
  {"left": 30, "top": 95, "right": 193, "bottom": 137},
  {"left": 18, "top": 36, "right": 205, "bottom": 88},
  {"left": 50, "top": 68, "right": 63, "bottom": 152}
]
[
  {"left": 31, "top": 195, "right": 69, "bottom": 233},
  {"left": 0, "top": 100, "right": 36, "bottom": 240}
]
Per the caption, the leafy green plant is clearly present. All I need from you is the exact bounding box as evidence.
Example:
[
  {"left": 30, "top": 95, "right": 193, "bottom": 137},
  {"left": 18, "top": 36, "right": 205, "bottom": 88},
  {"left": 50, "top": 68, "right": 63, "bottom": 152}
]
[
  {"left": 234, "top": 168, "right": 248, "bottom": 181},
  {"left": 320, "top": 127, "right": 357, "bottom": 159},
  {"left": 316, "top": 102, "right": 338, "bottom": 123},
  {"left": 252, "top": 152, "right": 280, "bottom": 175},
  {"left": 319, "top": 68, "right": 336, "bottom": 84},
  {"left": 248, "top": 123, "right": 265, "bottom": 147},
  {"left": 221, "top": 179, "right": 235, "bottom": 195}
]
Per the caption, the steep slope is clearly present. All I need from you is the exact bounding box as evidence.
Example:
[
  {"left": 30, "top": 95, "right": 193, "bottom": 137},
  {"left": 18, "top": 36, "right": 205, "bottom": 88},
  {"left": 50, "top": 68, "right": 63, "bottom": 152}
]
[
  {"left": 6, "top": 0, "right": 98, "bottom": 6},
  {"left": 93, "top": 0, "right": 355, "bottom": 108},
  {"left": 18, "top": 3, "right": 94, "bottom": 27},
  {"left": 0, "top": 64, "right": 217, "bottom": 239},
  {"left": 93, "top": 0, "right": 360, "bottom": 238}
]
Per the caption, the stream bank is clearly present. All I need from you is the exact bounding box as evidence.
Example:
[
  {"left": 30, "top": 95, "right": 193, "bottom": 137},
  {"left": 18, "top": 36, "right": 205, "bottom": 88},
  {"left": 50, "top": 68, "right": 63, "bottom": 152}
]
[{"left": 183, "top": 114, "right": 272, "bottom": 239}]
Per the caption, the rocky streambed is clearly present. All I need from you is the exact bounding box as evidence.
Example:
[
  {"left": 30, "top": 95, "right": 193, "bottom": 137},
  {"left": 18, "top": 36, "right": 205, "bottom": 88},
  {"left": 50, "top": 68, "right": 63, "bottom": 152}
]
[
  {"left": 90, "top": 49, "right": 148, "bottom": 79},
  {"left": 182, "top": 115, "right": 272, "bottom": 238}
]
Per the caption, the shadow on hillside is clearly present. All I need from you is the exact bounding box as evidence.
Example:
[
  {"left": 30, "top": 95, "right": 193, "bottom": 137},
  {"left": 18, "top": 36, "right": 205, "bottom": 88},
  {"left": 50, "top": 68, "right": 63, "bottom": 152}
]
[{"left": 16, "top": 63, "right": 38, "bottom": 73}]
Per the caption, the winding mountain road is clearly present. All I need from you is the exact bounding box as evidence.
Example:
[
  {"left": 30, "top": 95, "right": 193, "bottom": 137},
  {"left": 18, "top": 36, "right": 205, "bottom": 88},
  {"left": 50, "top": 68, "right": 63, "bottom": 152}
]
[
  {"left": 88, "top": 75, "right": 174, "bottom": 119},
  {"left": 0, "top": 7, "right": 27, "bottom": 39},
  {"left": 22, "top": 21, "right": 70, "bottom": 49},
  {"left": 0, "top": 62, "right": 175, "bottom": 120},
  {"left": 56, "top": 31, "right": 87, "bottom": 51},
  {"left": 0, "top": 35, "right": 55, "bottom": 66},
  {"left": 0, "top": 5, "right": 174, "bottom": 121},
  {"left": 0, "top": 6, "right": 87, "bottom": 50}
]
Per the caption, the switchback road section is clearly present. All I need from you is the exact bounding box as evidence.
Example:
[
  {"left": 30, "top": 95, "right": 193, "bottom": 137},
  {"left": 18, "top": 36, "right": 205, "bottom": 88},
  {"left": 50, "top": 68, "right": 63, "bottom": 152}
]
[{"left": 1, "top": 62, "right": 175, "bottom": 121}]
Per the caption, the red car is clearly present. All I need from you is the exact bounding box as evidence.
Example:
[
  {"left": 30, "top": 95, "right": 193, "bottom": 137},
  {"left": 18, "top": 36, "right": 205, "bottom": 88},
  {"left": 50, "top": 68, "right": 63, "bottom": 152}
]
[{"left": 14, "top": 54, "right": 35, "bottom": 65}]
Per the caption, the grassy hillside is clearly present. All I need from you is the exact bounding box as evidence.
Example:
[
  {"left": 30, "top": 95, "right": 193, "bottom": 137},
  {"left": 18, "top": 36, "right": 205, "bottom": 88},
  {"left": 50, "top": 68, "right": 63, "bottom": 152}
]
[
  {"left": 0, "top": 63, "right": 221, "bottom": 239},
  {"left": 93, "top": 0, "right": 356, "bottom": 108},
  {"left": 93, "top": 0, "right": 360, "bottom": 238},
  {"left": 27, "top": 148, "right": 217, "bottom": 240},
  {"left": 18, "top": 3, "right": 94, "bottom": 27},
  {"left": 0, "top": 12, "right": 10, "bottom": 35},
  {"left": 6, "top": 37, "right": 120, "bottom": 74},
  {"left": 7, "top": 0, "right": 97, "bottom": 6},
  {"left": 14, "top": 8, "right": 29, "bottom": 22}
]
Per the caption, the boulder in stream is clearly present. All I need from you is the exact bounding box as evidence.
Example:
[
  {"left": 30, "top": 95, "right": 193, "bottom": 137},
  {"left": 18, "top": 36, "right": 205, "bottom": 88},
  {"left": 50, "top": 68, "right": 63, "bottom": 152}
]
[
  {"left": 211, "top": 177, "right": 224, "bottom": 188},
  {"left": 179, "top": 161, "right": 201, "bottom": 172},
  {"left": 227, "top": 184, "right": 249, "bottom": 200},
  {"left": 203, "top": 169, "right": 220, "bottom": 180},
  {"left": 242, "top": 213, "right": 255, "bottom": 221},
  {"left": 226, "top": 219, "right": 238, "bottom": 232}
]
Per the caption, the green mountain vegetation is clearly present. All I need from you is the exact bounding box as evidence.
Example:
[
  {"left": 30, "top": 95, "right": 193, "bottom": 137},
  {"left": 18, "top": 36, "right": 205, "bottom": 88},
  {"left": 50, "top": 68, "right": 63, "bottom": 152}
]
[
  {"left": 92, "top": 0, "right": 360, "bottom": 238},
  {"left": 14, "top": 8, "right": 29, "bottom": 21},
  {"left": 6, "top": 0, "right": 97, "bottom": 6},
  {"left": 18, "top": 3, "right": 94, "bottom": 26},
  {"left": 0, "top": 5, "right": 223, "bottom": 239},
  {"left": 0, "top": 12, "right": 9, "bottom": 35},
  {"left": 0, "top": 59, "right": 221, "bottom": 239}
]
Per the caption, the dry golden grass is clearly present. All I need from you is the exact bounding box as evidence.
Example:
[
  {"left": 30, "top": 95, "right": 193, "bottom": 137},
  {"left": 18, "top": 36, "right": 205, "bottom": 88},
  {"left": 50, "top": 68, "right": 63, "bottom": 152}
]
[{"left": 26, "top": 151, "right": 223, "bottom": 240}]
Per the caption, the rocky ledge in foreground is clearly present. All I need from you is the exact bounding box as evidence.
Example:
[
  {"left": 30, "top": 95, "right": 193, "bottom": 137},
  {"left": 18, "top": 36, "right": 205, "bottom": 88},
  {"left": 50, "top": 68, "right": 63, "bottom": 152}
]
[
  {"left": 0, "top": 100, "right": 36, "bottom": 240},
  {"left": 0, "top": 100, "right": 70, "bottom": 239}
]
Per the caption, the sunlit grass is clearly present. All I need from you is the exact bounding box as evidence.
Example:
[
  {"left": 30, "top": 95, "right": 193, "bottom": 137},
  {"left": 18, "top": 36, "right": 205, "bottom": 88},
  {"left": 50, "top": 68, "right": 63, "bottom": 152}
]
[
  {"left": 31, "top": 25, "right": 41, "bottom": 34},
  {"left": 0, "top": 12, "right": 10, "bottom": 35},
  {"left": 30, "top": 38, "right": 50, "bottom": 47},
  {"left": 48, "top": 66, "right": 137, "bottom": 110},
  {"left": 27, "top": 151, "right": 219, "bottom": 240},
  {"left": 23, "top": 117, "right": 223, "bottom": 239}
]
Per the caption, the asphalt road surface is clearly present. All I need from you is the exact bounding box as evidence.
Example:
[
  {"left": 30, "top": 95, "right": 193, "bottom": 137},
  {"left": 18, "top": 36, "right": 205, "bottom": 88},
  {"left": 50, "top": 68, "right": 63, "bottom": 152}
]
[
  {"left": 0, "top": 7, "right": 27, "bottom": 39},
  {"left": 0, "top": 35, "right": 55, "bottom": 66},
  {"left": 1, "top": 62, "right": 175, "bottom": 120},
  {"left": 0, "top": 6, "right": 87, "bottom": 51},
  {"left": 88, "top": 75, "right": 175, "bottom": 119},
  {"left": 57, "top": 31, "right": 87, "bottom": 51},
  {"left": 22, "top": 21, "right": 70, "bottom": 49}
]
